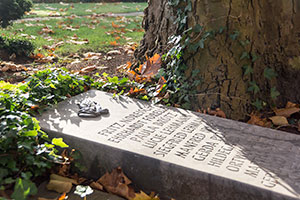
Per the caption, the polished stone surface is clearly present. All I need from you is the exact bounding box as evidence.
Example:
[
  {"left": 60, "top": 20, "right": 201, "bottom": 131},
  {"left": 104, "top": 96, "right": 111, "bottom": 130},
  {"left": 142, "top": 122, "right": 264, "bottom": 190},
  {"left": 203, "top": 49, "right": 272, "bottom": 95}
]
[{"left": 38, "top": 90, "right": 300, "bottom": 200}]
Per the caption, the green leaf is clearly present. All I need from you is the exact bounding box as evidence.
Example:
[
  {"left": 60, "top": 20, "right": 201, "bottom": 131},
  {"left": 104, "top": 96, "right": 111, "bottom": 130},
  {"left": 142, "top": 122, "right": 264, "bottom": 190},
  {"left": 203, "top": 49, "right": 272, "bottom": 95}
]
[
  {"left": 52, "top": 138, "right": 69, "bottom": 148},
  {"left": 219, "top": 27, "right": 225, "bottom": 34},
  {"left": 252, "top": 99, "right": 263, "bottom": 110},
  {"left": 185, "top": 1, "right": 192, "bottom": 12},
  {"left": 270, "top": 87, "right": 280, "bottom": 99},
  {"left": 264, "top": 68, "right": 277, "bottom": 80},
  {"left": 229, "top": 31, "right": 239, "bottom": 40},
  {"left": 188, "top": 43, "right": 200, "bottom": 53},
  {"left": 102, "top": 72, "right": 108, "bottom": 77},
  {"left": 248, "top": 81, "right": 260, "bottom": 94},
  {"left": 199, "top": 39, "right": 204, "bottom": 49},
  {"left": 240, "top": 52, "right": 250, "bottom": 60},
  {"left": 107, "top": 76, "right": 119, "bottom": 83},
  {"left": 193, "top": 24, "right": 203, "bottom": 33},
  {"left": 251, "top": 53, "right": 258, "bottom": 62},
  {"left": 141, "top": 95, "right": 149, "bottom": 101},
  {"left": 22, "top": 130, "right": 38, "bottom": 137},
  {"left": 242, "top": 65, "right": 253, "bottom": 75},
  {"left": 11, "top": 178, "right": 37, "bottom": 200},
  {"left": 4, "top": 177, "right": 15, "bottom": 184}
]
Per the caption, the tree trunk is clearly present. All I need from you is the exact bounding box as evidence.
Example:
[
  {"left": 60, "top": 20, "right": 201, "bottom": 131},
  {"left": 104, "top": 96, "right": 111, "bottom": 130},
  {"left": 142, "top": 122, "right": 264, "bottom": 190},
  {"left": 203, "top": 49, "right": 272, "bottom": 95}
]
[
  {"left": 134, "top": 0, "right": 177, "bottom": 59},
  {"left": 136, "top": 0, "right": 300, "bottom": 120}
]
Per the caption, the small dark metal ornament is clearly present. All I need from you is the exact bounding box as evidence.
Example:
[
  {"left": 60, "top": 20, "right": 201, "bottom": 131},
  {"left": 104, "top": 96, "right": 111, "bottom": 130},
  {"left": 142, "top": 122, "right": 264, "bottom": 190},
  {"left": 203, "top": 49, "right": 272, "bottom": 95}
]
[{"left": 77, "top": 99, "right": 109, "bottom": 118}]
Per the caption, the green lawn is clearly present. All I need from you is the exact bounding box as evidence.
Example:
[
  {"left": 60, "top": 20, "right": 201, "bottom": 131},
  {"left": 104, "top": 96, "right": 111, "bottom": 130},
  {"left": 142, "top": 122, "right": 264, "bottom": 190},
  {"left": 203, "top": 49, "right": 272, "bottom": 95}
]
[
  {"left": 25, "top": 2, "right": 147, "bottom": 18},
  {"left": 0, "top": 15, "right": 144, "bottom": 55}
]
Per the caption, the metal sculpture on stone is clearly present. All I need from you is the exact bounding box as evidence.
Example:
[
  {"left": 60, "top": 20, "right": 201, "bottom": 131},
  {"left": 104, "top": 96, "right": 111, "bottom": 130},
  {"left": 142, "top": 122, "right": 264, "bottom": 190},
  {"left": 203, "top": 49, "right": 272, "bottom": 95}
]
[{"left": 77, "top": 99, "right": 109, "bottom": 118}]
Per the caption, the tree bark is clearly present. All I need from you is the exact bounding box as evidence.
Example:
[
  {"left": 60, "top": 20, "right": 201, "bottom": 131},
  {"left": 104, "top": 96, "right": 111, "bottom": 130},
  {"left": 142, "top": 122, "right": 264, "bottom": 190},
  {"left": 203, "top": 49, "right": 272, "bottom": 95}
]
[
  {"left": 136, "top": 0, "right": 300, "bottom": 120},
  {"left": 134, "top": 0, "right": 177, "bottom": 60}
]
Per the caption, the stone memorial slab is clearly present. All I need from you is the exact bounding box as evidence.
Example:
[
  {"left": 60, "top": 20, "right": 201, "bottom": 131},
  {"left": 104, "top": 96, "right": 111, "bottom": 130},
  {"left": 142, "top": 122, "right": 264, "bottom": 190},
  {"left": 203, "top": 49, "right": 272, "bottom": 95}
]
[{"left": 38, "top": 90, "right": 300, "bottom": 200}]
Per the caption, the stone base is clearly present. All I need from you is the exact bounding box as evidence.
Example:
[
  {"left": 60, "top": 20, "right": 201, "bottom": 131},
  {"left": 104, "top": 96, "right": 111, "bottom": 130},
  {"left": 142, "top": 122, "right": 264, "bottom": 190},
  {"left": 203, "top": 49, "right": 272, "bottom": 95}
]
[{"left": 38, "top": 90, "right": 300, "bottom": 200}]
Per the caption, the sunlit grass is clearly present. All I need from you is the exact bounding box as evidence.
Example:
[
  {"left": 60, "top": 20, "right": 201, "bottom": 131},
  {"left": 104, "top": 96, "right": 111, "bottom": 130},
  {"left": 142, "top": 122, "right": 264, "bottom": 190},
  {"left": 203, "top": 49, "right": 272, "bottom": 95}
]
[
  {"left": 0, "top": 16, "right": 144, "bottom": 55},
  {"left": 25, "top": 2, "right": 147, "bottom": 18}
]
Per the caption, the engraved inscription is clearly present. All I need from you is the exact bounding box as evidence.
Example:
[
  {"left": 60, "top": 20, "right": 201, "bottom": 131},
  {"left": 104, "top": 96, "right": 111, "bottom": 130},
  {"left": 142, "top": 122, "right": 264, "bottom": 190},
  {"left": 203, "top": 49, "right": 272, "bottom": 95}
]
[{"left": 95, "top": 105, "right": 294, "bottom": 190}]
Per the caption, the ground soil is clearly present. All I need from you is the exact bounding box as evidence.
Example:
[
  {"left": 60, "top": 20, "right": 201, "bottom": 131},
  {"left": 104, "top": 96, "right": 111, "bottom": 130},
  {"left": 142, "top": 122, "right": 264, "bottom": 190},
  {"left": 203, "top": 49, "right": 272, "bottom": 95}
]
[{"left": 0, "top": 47, "right": 133, "bottom": 83}]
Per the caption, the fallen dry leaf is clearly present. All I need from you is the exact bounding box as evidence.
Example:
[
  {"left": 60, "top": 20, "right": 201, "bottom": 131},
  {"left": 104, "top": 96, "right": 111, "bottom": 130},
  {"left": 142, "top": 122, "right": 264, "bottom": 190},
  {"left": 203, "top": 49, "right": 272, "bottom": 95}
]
[
  {"left": 69, "top": 39, "right": 89, "bottom": 45},
  {"left": 286, "top": 101, "right": 298, "bottom": 108},
  {"left": 80, "top": 65, "right": 97, "bottom": 73},
  {"left": 58, "top": 193, "right": 67, "bottom": 200},
  {"left": 131, "top": 191, "right": 160, "bottom": 200},
  {"left": 90, "top": 181, "right": 103, "bottom": 191},
  {"left": 0, "top": 62, "right": 27, "bottom": 72},
  {"left": 274, "top": 107, "right": 300, "bottom": 118},
  {"left": 39, "top": 27, "right": 54, "bottom": 34},
  {"left": 247, "top": 113, "right": 272, "bottom": 127},
  {"left": 207, "top": 108, "right": 226, "bottom": 118},
  {"left": 112, "top": 21, "right": 120, "bottom": 28},
  {"left": 110, "top": 41, "right": 118, "bottom": 46},
  {"left": 97, "top": 167, "right": 135, "bottom": 200},
  {"left": 269, "top": 116, "right": 289, "bottom": 126},
  {"left": 107, "top": 50, "right": 121, "bottom": 56},
  {"left": 129, "top": 87, "right": 146, "bottom": 95},
  {"left": 46, "top": 180, "right": 72, "bottom": 193},
  {"left": 50, "top": 174, "right": 78, "bottom": 185},
  {"left": 140, "top": 54, "right": 161, "bottom": 76}
]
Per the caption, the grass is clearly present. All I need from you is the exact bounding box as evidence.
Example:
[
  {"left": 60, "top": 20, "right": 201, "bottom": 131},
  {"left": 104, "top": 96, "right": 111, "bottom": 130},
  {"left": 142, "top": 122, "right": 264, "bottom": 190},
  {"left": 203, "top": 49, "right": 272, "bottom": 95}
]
[
  {"left": 25, "top": 2, "right": 147, "bottom": 18},
  {"left": 0, "top": 15, "right": 144, "bottom": 55}
]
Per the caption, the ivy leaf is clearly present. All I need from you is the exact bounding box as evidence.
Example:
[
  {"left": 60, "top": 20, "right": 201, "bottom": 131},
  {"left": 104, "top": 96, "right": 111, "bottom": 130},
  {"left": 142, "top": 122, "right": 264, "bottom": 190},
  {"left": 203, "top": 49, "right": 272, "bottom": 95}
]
[
  {"left": 270, "top": 87, "right": 280, "bottom": 99},
  {"left": 11, "top": 178, "right": 37, "bottom": 200},
  {"left": 242, "top": 65, "right": 253, "bottom": 75},
  {"left": 188, "top": 43, "right": 200, "bottom": 53},
  {"left": 22, "top": 130, "right": 38, "bottom": 137},
  {"left": 240, "top": 52, "right": 250, "bottom": 60},
  {"left": 252, "top": 99, "right": 263, "bottom": 110},
  {"left": 193, "top": 24, "right": 203, "bottom": 33},
  {"left": 199, "top": 39, "right": 205, "bottom": 49},
  {"left": 264, "top": 68, "right": 277, "bottom": 80},
  {"left": 230, "top": 31, "right": 239, "bottom": 40},
  {"left": 219, "top": 27, "right": 225, "bottom": 34},
  {"left": 185, "top": 1, "right": 192, "bottom": 12},
  {"left": 52, "top": 138, "right": 69, "bottom": 148},
  {"left": 251, "top": 53, "right": 258, "bottom": 62},
  {"left": 248, "top": 81, "right": 260, "bottom": 94}
]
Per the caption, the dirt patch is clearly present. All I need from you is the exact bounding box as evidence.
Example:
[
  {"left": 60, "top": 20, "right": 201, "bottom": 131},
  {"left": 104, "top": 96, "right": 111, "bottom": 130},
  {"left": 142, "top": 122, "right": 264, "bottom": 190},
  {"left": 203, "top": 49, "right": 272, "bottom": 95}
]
[{"left": 0, "top": 48, "right": 133, "bottom": 83}]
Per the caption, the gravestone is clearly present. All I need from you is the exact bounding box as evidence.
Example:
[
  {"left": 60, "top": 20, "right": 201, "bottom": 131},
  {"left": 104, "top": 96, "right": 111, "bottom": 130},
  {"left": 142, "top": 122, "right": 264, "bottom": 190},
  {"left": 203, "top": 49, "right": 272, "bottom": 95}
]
[{"left": 38, "top": 90, "right": 300, "bottom": 200}]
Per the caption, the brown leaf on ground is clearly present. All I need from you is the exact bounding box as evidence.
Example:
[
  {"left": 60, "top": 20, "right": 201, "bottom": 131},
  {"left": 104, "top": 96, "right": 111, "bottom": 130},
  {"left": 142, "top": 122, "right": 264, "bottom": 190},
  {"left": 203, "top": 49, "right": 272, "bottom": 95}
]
[
  {"left": 50, "top": 174, "right": 78, "bottom": 185},
  {"left": 129, "top": 87, "right": 146, "bottom": 95},
  {"left": 286, "top": 101, "right": 298, "bottom": 108},
  {"left": 207, "top": 108, "right": 226, "bottom": 118},
  {"left": 140, "top": 54, "right": 161, "bottom": 77},
  {"left": 58, "top": 193, "right": 67, "bottom": 200},
  {"left": 247, "top": 113, "right": 272, "bottom": 127},
  {"left": 0, "top": 62, "right": 27, "bottom": 72},
  {"left": 46, "top": 180, "right": 72, "bottom": 193},
  {"left": 269, "top": 116, "right": 289, "bottom": 126},
  {"left": 97, "top": 167, "right": 135, "bottom": 200},
  {"left": 112, "top": 21, "right": 120, "bottom": 28},
  {"left": 80, "top": 65, "right": 97, "bottom": 73},
  {"left": 110, "top": 41, "right": 119, "bottom": 46},
  {"left": 107, "top": 50, "right": 122, "bottom": 56},
  {"left": 90, "top": 181, "right": 104, "bottom": 191},
  {"left": 153, "top": 76, "right": 166, "bottom": 97},
  {"left": 131, "top": 191, "right": 160, "bottom": 200},
  {"left": 69, "top": 39, "right": 89, "bottom": 45},
  {"left": 274, "top": 107, "right": 300, "bottom": 118},
  {"left": 39, "top": 27, "right": 55, "bottom": 34}
]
